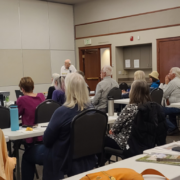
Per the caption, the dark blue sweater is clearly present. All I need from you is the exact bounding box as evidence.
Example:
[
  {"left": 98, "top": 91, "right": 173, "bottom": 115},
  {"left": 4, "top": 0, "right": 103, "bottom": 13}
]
[{"left": 43, "top": 105, "right": 97, "bottom": 180}]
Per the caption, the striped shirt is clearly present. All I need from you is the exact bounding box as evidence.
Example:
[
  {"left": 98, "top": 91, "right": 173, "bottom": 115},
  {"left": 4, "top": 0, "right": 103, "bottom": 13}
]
[{"left": 159, "top": 77, "right": 180, "bottom": 104}]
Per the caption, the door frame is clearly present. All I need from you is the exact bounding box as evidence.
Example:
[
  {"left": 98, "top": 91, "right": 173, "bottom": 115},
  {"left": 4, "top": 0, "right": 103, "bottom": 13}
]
[
  {"left": 157, "top": 36, "right": 180, "bottom": 79},
  {"left": 79, "top": 44, "right": 112, "bottom": 71}
]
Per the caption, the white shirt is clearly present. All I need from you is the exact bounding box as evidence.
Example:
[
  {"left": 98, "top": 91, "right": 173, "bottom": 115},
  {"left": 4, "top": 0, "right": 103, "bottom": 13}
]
[{"left": 60, "top": 65, "right": 76, "bottom": 76}]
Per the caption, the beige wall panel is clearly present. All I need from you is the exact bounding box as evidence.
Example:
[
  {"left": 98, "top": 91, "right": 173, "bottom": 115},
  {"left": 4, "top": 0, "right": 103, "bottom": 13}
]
[
  {"left": 76, "top": 21, "right": 109, "bottom": 38},
  {"left": 48, "top": 3, "right": 74, "bottom": 50},
  {"left": 23, "top": 50, "right": 51, "bottom": 84},
  {"left": 50, "top": 50, "right": 75, "bottom": 75},
  {"left": 76, "top": 26, "right": 180, "bottom": 81},
  {"left": 76, "top": 8, "right": 180, "bottom": 38},
  {"left": 0, "top": 0, "right": 21, "bottom": 49},
  {"left": 20, "top": 1, "right": 49, "bottom": 49},
  {"left": 74, "top": 0, "right": 180, "bottom": 25},
  {"left": 0, "top": 50, "right": 23, "bottom": 86}
]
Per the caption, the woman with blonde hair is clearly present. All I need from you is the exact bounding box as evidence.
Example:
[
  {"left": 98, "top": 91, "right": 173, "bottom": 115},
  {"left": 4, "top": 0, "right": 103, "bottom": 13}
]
[
  {"left": 46, "top": 73, "right": 60, "bottom": 99},
  {"left": 121, "top": 70, "right": 146, "bottom": 98},
  {"left": 21, "top": 73, "right": 96, "bottom": 180},
  {"left": 134, "top": 70, "right": 146, "bottom": 81}
]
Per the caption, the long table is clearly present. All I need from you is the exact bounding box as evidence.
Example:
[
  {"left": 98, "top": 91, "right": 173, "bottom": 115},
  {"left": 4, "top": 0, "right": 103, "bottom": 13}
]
[
  {"left": 65, "top": 154, "right": 179, "bottom": 180},
  {"left": 2, "top": 113, "right": 118, "bottom": 180},
  {"left": 167, "top": 103, "right": 180, "bottom": 108},
  {"left": 143, "top": 141, "right": 180, "bottom": 155}
]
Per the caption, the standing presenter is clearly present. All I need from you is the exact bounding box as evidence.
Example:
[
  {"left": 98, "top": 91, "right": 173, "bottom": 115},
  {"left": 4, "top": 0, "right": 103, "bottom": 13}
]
[{"left": 60, "top": 59, "right": 76, "bottom": 76}]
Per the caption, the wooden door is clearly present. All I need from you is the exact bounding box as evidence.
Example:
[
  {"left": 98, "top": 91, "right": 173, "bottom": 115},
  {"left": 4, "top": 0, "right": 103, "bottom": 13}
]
[
  {"left": 79, "top": 44, "right": 112, "bottom": 91},
  {"left": 82, "top": 49, "right": 100, "bottom": 91},
  {"left": 157, "top": 37, "right": 180, "bottom": 83}
]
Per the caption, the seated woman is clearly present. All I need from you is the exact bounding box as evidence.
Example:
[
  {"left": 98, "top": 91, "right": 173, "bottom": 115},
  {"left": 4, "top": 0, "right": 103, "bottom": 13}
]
[
  {"left": 52, "top": 76, "right": 65, "bottom": 105},
  {"left": 46, "top": 73, "right": 60, "bottom": 99},
  {"left": 149, "top": 71, "right": 160, "bottom": 90},
  {"left": 21, "top": 73, "right": 97, "bottom": 180},
  {"left": 121, "top": 70, "right": 146, "bottom": 98},
  {"left": 16, "top": 77, "right": 45, "bottom": 143},
  {"left": 105, "top": 80, "right": 151, "bottom": 158}
]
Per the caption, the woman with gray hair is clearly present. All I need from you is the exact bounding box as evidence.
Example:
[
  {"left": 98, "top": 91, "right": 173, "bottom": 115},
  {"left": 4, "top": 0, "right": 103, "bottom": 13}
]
[
  {"left": 52, "top": 76, "right": 65, "bottom": 105},
  {"left": 160, "top": 67, "right": 180, "bottom": 135},
  {"left": 46, "top": 73, "right": 60, "bottom": 99}
]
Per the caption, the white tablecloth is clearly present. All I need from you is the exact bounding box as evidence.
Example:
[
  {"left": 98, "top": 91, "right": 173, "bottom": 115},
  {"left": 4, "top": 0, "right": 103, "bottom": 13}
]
[
  {"left": 167, "top": 103, "right": 180, "bottom": 108},
  {"left": 144, "top": 141, "right": 180, "bottom": 155},
  {"left": 5, "top": 135, "right": 9, "bottom": 142},
  {"left": 65, "top": 154, "right": 179, "bottom": 180}
]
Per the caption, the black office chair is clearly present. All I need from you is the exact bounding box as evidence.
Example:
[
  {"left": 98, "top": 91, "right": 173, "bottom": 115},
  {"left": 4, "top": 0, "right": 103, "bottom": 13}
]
[
  {"left": 0, "top": 106, "right": 10, "bottom": 129},
  {"left": 61, "top": 109, "right": 108, "bottom": 176},
  {"left": 0, "top": 106, "right": 13, "bottom": 173},
  {"left": 150, "top": 88, "right": 163, "bottom": 105},
  {"left": 105, "top": 102, "right": 167, "bottom": 163},
  {"left": 107, "top": 87, "right": 122, "bottom": 112},
  {"left": 0, "top": 93, "right": 4, "bottom": 106},
  {"left": 119, "top": 82, "right": 129, "bottom": 91},
  {"left": 35, "top": 99, "right": 60, "bottom": 124},
  {"left": 15, "top": 90, "right": 23, "bottom": 99}
]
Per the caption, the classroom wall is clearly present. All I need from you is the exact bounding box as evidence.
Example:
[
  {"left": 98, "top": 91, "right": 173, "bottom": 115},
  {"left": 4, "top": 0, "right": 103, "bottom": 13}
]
[
  {"left": 74, "top": 0, "right": 180, "bottom": 25},
  {"left": 0, "top": 0, "right": 75, "bottom": 100},
  {"left": 74, "top": 0, "right": 180, "bottom": 81}
]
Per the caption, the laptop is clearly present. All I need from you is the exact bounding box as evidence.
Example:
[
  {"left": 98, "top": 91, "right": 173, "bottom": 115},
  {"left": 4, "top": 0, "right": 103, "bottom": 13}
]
[{"left": 15, "top": 90, "right": 24, "bottom": 99}]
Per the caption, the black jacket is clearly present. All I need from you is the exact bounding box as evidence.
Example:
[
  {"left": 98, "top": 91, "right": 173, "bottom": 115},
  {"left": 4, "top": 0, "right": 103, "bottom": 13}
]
[
  {"left": 46, "top": 86, "right": 55, "bottom": 99},
  {"left": 124, "top": 102, "right": 167, "bottom": 158}
]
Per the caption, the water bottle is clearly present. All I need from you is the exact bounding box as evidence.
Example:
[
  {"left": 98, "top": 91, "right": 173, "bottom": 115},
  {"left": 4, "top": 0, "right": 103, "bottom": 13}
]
[
  {"left": 108, "top": 97, "right": 114, "bottom": 116},
  {"left": 10, "top": 105, "right": 19, "bottom": 131}
]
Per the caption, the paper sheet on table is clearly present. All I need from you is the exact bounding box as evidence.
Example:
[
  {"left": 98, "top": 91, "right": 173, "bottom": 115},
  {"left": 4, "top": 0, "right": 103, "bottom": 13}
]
[
  {"left": 125, "top": 59, "right": 130, "bottom": 68},
  {"left": 134, "top": 59, "right": 139, "bottom": 68}
]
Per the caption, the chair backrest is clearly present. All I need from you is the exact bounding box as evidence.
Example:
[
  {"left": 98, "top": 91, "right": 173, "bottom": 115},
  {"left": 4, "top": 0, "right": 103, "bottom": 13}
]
[
  {"left": 0, "top": 94, "right": 4, "bottom": 106},
  {"left": 0, "top": 107, "right": 10, "bottom": 129},
  {"left": 150, "top": 88, "right": 163, "bottom": 105},
  {"left": 119, "top": 82, "right": 129, "bottom": 91},
  {"left": 108, "top": 87, "right": 122, "bottom": 110},
  {"left": 35, "top": 99, "right": 60, "bottom": 124},
  {"left": 70, "top": 109, "right": 107, "bottom": 160},
  {"left": 15, "top": 90, "right": 24, "bottom": 99},
  {"left": 124, "top": 102, "right": 166, "bottom": 158}
]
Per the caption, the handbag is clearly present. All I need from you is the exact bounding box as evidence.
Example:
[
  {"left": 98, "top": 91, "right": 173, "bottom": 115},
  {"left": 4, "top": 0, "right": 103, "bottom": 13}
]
[{"left": 80, "top": 168, "right": 169, "bottom": 180}]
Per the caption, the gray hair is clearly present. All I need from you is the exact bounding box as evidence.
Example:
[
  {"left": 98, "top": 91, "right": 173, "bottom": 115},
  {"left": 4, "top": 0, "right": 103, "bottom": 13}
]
[
  {"left": 171, "top": 67, "right": 180, "bottom": 78},
  {"left": 51, "top": 73, "right": 60, "bottom": 86},
  {"left": 54, "top": 76, "right": 65, "bottom": 91},
  {"left": 102, "top": 65, "right": 112, "bottom": 76}
]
